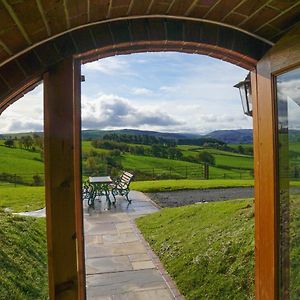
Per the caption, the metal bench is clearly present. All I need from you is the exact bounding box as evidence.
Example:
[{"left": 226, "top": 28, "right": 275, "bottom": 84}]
[
  {"left": 110, "top": 171, "right": 134, "bottom": 203},
  {"left": 82, "top": 180, "right": 96, "bottom": 207}
]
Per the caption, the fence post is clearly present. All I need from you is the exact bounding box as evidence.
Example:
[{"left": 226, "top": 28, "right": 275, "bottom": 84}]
[
  {"left": 204, "top": 164, "right": 209, "bottom": 180},
  {"left": 14, "top": 174, "right": 16, "bottom": 187},
  {"left": 152, "top": 168, "right": 155, "bottom": 180}
]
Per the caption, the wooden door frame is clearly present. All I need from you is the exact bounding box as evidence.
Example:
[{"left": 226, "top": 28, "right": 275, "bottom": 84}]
[
  {"left": 253, "top": 23, "right": 300, "bottom": 300},
  {"left": 42, "top": 22, "right": 300, "bottom": 300},
  {"left": 44, "top": 57, "right": 86, "bottom": 300}
]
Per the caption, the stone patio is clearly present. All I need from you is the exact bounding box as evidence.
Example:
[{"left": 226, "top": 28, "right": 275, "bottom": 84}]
[{"left": 84, "top": 191, "right": 183, "bottom": 300}]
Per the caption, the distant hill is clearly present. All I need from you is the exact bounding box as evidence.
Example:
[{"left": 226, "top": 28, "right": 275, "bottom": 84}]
[
  {"left": 81, "top": 129, "right": 201, "bottom": 140},
  {"left": 205, "top": 129, "right": 253, "bottom": 144},
  {"left": 0, "top": 128, "right": 254, "bottom": 144},
  {"left": 0, "top": 132, "right": 43, "bottom": 139}
]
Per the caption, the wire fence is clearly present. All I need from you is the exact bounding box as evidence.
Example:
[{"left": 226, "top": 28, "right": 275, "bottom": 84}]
[
  {"left": 0, "top": 164, "right": 254, "bottom": 188},
  {"left": 0, "top": 172, "right": 44, "bottom": 187}
]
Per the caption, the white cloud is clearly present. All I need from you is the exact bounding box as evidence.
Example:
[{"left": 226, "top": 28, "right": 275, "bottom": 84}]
[
  {"left": 0, "top": 85, "right": 43, "bottom": 133},
  {"left": 83, "top": 56, "right": 135, "bottom": 76},
  {"left": 131, "top": 87, "right": 153, "bottom": 96},
  {"left": 160, "top": 86, "right": 179, "bottom": 93},
  {"left": 81, "top": 94, "right": 182, "bottom": 130}
]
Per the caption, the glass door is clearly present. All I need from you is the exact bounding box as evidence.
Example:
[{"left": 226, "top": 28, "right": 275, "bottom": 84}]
[{"left": 276, "top": 67, "right": 300, "bottom": 299}]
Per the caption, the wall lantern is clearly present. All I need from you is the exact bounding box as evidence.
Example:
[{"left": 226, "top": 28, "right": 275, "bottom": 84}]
[{"left": 234, "top": 73, "right": 252, "bottom": 117}]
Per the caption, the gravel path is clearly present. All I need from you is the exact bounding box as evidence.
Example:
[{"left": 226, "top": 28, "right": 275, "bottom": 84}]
[{"left": 148, "top": 187, "right": 254, "bottom": 208}]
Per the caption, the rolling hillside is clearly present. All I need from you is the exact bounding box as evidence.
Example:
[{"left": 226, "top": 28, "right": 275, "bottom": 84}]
[
  {"left": 0, "top": 139, "right": 254, "bottom": 184},
  {"left": 1, "top": 128, "right": 254, "bottom": 143}
]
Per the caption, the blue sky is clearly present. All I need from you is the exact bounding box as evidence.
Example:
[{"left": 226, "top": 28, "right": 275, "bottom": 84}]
[{"left": 0, "top": 52, "right": 252, "bottom": 134}]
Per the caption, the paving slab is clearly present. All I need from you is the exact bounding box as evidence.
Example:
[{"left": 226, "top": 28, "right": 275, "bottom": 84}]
[
  {"left": 85, "top": 191, "right": 182, "bottom": 299},
  {"left": 86, "top": 269, "right": 168, "bottom": 297}
]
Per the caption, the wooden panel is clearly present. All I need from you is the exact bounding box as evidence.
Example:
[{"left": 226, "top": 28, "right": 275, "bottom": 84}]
[
  {"left": 204, "top": 0, "right": 242, "bottom": 21},
  {"left": 167, "top": 0, "right": 195, "bottom": 15},
  {"left": 148, "top": 0, "right": 173, "bottom": 14},
  {"left": 129, "top": 0, "right": 152, "bottom": 15},
  {"left": 254, "top": 57, "right": 277, "bottom": 300},
  {"left": 66, "top": 0, "right": 88, "bottom": 27},
  {"left": 41, "top": 0, "right": 67, "bottom": 34},
  {"left": 44, "top": 57, "right": 85, "bottom": 300},
  {"left": 109, "top": 0, "right": 132, "bottom": 18},
  {"left": 7, "top": 0, "right": 48, "bottom": 43},
  {"left": 0, "top": 3, "right": 27, "bottom": 52},
  {"left": 241, "top": 6, "right": 280, "bottom": 32},
  {"left": 254, "top": 22, "right": 300, "bottom": 300},
  {"left": 89, "top": 0, "right": 110, "bottom": 22}
]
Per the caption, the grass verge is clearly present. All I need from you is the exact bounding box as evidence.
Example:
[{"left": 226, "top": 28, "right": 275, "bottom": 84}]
[
  {"left": 0, "top": 211, "right": 48, "bottom": 299},
  {"left": 131, "top": 179, "right": 254, "bottom": 193},
  {"left": 0, "top": 186, "right": 45, "bottom": 212},
  {"left": 136, "top": 199, "right": 254, "bottom": 300}
]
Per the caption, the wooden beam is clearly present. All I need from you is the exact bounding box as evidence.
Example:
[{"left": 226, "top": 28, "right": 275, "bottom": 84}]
[
  {"left": 184, "top": 0, "right": 197, "bottom": 16},
  {"left": 127, "top": 0, "right": 135, "bottom": 16},
  {"left": 166, "top": 0, "right": 176, "bottom": 14},
  {"left": 220, "top": 0, "right": 248, "bottom": 22},
  {"left": 106, "top": 0, "right": 113, "bottom": 19},
  {"left": 63, "top": 0, "right": 71, "bottom": 29},
  {"left": 36, "top": 0, "right": 51, "bottom": 36},
  {"left": 44, "top": 57, "right": 85, "bottom": 300},
  {"left": 0, "top": 39, "right": 12, "bottom": 55},
  {"left": 1, "top": 0, "right": 31, "bottom": 45},
  {"left": 254, "top": 1, "right": 300, "bottom": 34},
  {"left": 87, "top": 0, "right": 90, "bottom": 22},
  {"left": 253, "top": 60, "right": 278, "bottom": 300},
  {"left": 238, "top": 0, "right": 273, "bottom": 27},
  {"left": 146, "top": 0, "right": 155, "bottom": 14},
  {"left": 202, "top": 0, "right": 223, "bottom": 18}
]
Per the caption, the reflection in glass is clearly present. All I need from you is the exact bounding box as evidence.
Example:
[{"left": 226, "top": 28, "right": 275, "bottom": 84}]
[{"left": 277, "top": 67, "right": 300, "bottom": 299}]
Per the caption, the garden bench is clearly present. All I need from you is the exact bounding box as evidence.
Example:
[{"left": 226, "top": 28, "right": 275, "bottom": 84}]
[
  {"left": 110, "top": 171, "right": 134, "bottom": 203},
  {"left": 82, "top": 180, "right": 96, "bottom": 207}
]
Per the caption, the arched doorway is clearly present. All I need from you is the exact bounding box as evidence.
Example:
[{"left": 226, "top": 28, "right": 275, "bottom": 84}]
[{"left": 0, "top": 2, "right": 299, "bottom": 299}]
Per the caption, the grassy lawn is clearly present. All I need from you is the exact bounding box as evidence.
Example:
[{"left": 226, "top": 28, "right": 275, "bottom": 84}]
[
  {"left": 136, "top": 199, "right": 254, "bottom": 300},
  {"left": 122, "top": 153, "right": 202, "bottom": 170},
  {"left": 81, "top": 140, "right": 109, "bottom": 154},
  {"left": 0, "top": 186, "right": 45, "bottom": 212},
  {"left": 0, "top": 145, "right": 44, "bottom": 175},
  {"left": 0, "top": 211, "right": 48, "bottom": 299},
  {"left": 122, "top": 153, "right": 251, "bottom": 179},
  {"left": 131, "top": 179, "right": 254, "bottom": 193},
  {"left": 0, "top": 180, "right": 254, "bottom": 212}
]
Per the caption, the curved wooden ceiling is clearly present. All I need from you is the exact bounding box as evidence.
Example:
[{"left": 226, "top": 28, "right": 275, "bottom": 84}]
[{"left": 0, "top": 0, "right": 299, "bottom": 112}]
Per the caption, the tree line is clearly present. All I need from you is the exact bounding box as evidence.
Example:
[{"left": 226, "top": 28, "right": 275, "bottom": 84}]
[
  {"left": 91, "top": 138, "right": 216, "bottom": 165},
  {"left": 102, "top": 133, "right": 176, "bottom": 146}
]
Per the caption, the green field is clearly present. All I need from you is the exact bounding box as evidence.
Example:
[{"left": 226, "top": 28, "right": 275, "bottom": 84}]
[
  {"left": 178, "top": 145, "right": 253, "bottom": 170},
  {"left": 131, "top": 179, "right": 254, "bottom": 193},
  {"left": 0, "top": 211, "right": 48, "bottom": 299},
  {"left": 0, "top": 179, "right": 254, "bottom": 212},
  {"left": 0, "top": 140, "right": 254, "bottom": 182},
  {"left": 0, "top": 186, "right": 45, "bottom": 212},
  {"left": 81, "top": 140, "right": 109, "bottom": 154},
  {"left": 122, "top": 153, "right": 253, "bottom": 179},
  {"left": 0, "top": 145, "right": 44, "bottom": 175},
  {"left": 136, "top": 199, "right": 254, "bottom": 299}
]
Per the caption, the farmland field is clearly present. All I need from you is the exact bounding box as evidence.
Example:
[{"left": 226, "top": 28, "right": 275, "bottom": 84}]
[
  {"left": 0, "top": 139, "right": 254, "bottom": 183},
  {"left": 0, "top": 144, "right": 43, "bottom": 174}
]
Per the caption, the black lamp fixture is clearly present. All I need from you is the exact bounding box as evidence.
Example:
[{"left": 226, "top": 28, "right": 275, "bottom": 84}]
[{"left": 234, "top": 73, "right": 252, "bottom": 117}]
